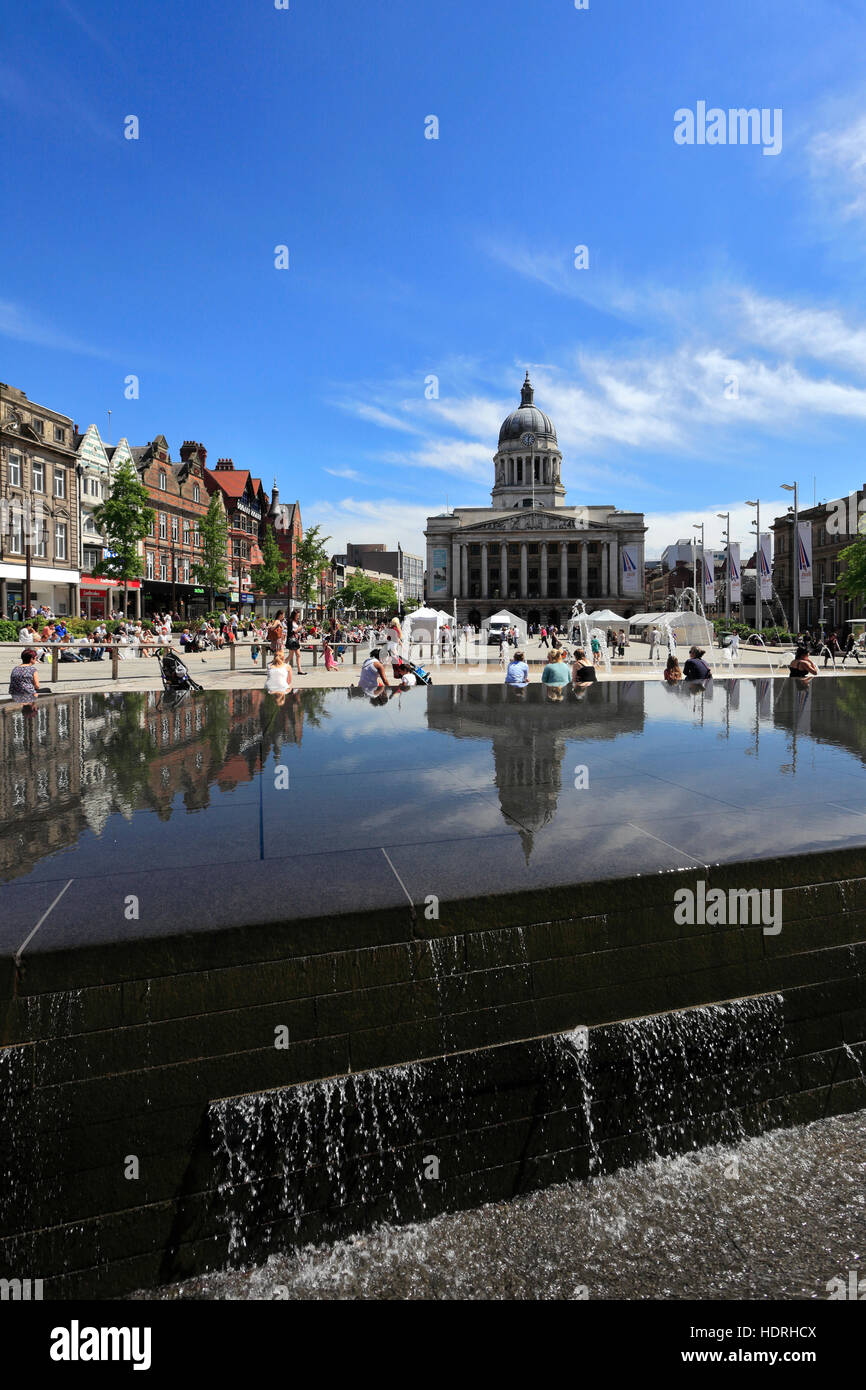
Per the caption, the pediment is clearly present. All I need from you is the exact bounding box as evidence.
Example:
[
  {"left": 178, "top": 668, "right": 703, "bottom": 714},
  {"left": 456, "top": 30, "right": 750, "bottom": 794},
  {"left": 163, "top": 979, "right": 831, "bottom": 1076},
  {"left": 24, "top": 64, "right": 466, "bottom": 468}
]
[{"left": 463, "top": 511, "right": 577, "bottom": 533}]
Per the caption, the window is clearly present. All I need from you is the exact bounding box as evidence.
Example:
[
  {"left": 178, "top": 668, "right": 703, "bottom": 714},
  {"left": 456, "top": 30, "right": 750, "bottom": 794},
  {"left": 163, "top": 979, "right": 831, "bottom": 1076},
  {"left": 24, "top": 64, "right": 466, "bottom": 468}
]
[
  {"left": 8, "top": 452, "right": 21, "bottom": 487},
  {"left": 182, "top": 559, "right": 190, "bottom": 583},
  {"left": 54, "top": 469, "right": 66, "bottom": 499},
  {"left": 146, "top": 551, "right": 155, "bottom": 580},
  {"left": 193, "top": 483, "right": 200, "bottom": 503},
  {"left": 32, "top": 418, "right": 44, "bottom": 436},
  {"left": 54, "top": 425, "right": 65, "bottom": 444},
  {"left": 148, "top": 514, "right": 155, "bottom": 538},
  {"left": 183, "top": 522, "right": 190, "bottom": 545},
  {"left": 159, "top": 471, "right": 167, "bottom": 491},
  {"left": 159, "top": 555, "right": 168, "bottom": 582},
  {"left": 55, "top": 521, "right": 67, "bottom": 560},
  {"left": 194, "top": 525, "right": 201, "bottom": 548},
  {"left": 10, "top": 511, "right": 24, "bottom": 552},
  {"left": 233, "top": 541, "right": 241, "bottom": 558},
  {"left": 83, "top": 546, "right": 100, "bottom": 570},
  {"left": 171, "top": 516, "right": 178, "bottom": 542},
  {"left": 91, "top": 477, "right": 101, "bottom": 497},
  {"left": 159, "top": 512, "right": 167, "bottom": 540},
  {"left": 34, "top": 520, "right": 47, "bottom": 559},
  {"left": 32, "top": 458, "right": 44, "bottom": 492}
]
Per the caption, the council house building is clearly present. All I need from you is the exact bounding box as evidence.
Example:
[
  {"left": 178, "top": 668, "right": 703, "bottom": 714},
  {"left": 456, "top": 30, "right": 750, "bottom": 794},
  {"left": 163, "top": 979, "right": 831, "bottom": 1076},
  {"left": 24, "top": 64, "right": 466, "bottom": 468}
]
[{"left": 424, "top": 372, "right": 646, "bottom": 628}]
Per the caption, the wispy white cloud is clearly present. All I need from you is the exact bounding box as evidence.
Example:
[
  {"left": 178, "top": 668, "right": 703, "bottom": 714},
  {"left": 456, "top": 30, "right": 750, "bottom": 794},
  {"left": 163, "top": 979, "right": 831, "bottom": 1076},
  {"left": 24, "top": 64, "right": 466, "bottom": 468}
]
[
  {"left": 0, "top": 299, "right": 115, "bottom": 359},
  {"left": 324, "top": 467, "right": 362, "bottom": 480},
  {"left": 808, "top": 112, "right": 866, "bottom": 222},
  {"left": 310, "top": 496, "right": 431, "bottom": 557}
]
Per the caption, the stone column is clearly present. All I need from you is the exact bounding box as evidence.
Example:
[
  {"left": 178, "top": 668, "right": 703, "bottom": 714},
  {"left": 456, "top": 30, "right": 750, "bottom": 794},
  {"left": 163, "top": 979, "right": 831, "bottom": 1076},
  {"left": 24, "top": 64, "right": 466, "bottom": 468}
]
[
  {"left": 451, "top": 539, "right": 460, "bottom": 597},
  {"left": 0, "top": 578, "right": 6, "bottom": 617},
  {"left": 69, "top": 582, "right": 79, "bottom": 618},
  {"left": 601, "top": 544, "right": 608, "bottom": 595},
  {"left": 135, "top": 586, "right": 142, "bottom": 620},
  {"left": 520, "top": 543, "right": 528, "bottom": 598},
  {"left": 481, "top": 543, "right": 488, "bottom": 598},
  {"left": 540, "top": 541, "right": 548, "bottom": 598},
  {"left": 580, "top": 542, "right": 588, "bottom": 594},
  {"left": 500, "top": 542, "right": 507, "bottom": 599},
  {"left": 560, "top": 544, "right": 568, "bottom": 599},
  {"left": 609, "top": 536, "right": 619, "bottom": 598},
  {"left": 461, "top": 545, "right": 469, "bottom": 598}
]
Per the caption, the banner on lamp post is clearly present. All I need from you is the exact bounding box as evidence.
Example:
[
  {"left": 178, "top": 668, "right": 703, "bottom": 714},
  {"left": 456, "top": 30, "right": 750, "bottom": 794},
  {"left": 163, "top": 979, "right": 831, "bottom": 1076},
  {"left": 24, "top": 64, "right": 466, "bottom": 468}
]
[
  {"left": 728, "top": 543, "right": 741, "bottom": 604},
  {"left": 797, "top": 522, "right": 813, "bottom": 598},
  {"left": 703, "top": 553, "right": 715, "bottom": 606},
  {"left": 620, "top": 544, "right": 639, "bottom": 593},
  {"left": 759, "top": 533, "right": 772, "bottom": 601}
]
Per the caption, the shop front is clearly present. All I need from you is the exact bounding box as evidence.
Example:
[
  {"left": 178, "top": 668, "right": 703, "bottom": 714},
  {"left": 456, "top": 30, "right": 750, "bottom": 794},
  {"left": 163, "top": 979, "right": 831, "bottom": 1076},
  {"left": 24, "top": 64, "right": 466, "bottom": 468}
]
[
  {"left": 142, "top": 579, "right": 208, "bottom": 620},
  {"left": 0, "top": 563, "right": 81, "bottom": 619},
  {"left": 80, "top": 575, "right": 142, "bottom": 620}
]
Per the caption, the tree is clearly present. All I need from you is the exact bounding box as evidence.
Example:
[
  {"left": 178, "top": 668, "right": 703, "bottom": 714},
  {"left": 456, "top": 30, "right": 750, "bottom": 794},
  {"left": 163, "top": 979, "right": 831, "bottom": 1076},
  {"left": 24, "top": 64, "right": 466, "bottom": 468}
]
[
  {"left": 251, "top": 524, "right": 290, "bottom": 611},
  {"left": 334, "top": 569, "right": 398, "bottom": 614},
  {"left": 92, "top": 460, "right": 154, "bottom": 617},
  {"left": 294, "top": 524, "right": 332, "bottom": 610},
  {"left": 836, "top": 537, "right": 866, "bottom": 606},
  {"left": 192, "top": 492, "right": 229, "bottom": 611},
  {"left": 402, "top": 594, "right": 422, "bottom": 614}
]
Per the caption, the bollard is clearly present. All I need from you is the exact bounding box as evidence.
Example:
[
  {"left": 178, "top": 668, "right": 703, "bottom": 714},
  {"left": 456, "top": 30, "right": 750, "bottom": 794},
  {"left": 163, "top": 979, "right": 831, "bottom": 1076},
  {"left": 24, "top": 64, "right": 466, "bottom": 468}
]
[
  {"left": 312, "top": 647, "right": 318, "bottom": 667},
  {"left": 111, "top": 644, "right": 119, "bottom": 680},
  {"left": 230, "top": 643, "right": 236, "bottom": 672},
  {"left": 352, "top": 645, "right": 358, "bottom": 665},
  {"left": 52, "top": 647, "right": 59, "bottom": 683}
]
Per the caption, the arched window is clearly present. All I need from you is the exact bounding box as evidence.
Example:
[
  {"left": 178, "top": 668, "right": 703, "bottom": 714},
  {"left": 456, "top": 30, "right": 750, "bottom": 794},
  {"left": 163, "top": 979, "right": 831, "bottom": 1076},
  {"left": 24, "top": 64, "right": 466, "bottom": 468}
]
[
  {"left": 159, "top": 471, "right": 166, "bottom": 491},
  {"left": 193, "top": 484, "right": 200, "bottom": 502}
]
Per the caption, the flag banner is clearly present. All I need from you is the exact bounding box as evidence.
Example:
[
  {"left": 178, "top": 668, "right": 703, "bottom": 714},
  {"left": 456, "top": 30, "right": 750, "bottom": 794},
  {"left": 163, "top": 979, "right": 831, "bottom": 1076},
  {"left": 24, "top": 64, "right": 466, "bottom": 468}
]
[
  {"left": 757, "top": 679, "right": 772, "bottom": 719},
  {"left": 759, "top": 533, "right": 772, "bottom": 601},
  {"left": 621, "top": 544, "right": 639, "bottom": 593},
  {"left": 797, "top": 521, "right": 813, "bottom": 598},
  {"left": 703, "top": 552, "right": 715, "bottom": 605},
  {"left": 431, "top": 547, "right": 448, "bottom": 595},
  {"left": 728, "top": 543, "right": 741, "bottom": 603}
]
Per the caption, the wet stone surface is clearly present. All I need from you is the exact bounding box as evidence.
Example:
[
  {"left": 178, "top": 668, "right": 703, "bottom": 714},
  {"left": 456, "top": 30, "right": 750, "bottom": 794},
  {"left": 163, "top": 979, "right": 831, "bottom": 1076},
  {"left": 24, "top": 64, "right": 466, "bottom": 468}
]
[{"left": 140, "top": 1109, "right": 866, "bottom": 1301}]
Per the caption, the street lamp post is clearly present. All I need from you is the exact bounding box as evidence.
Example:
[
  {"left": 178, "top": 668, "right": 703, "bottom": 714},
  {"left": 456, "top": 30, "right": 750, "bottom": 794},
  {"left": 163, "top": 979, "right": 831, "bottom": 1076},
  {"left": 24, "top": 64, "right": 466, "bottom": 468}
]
[
  {"left": 747, "top": 500, "right": 761, "bottom": 633},
  {"left": 781, "top": 482, "right": 799, "bottom": 635},
  {"left": 693, "top": 522, "right": 705, "bottom": 611},
  {"left": 717, "top": 512, "right": 731, "bottom": 624}
]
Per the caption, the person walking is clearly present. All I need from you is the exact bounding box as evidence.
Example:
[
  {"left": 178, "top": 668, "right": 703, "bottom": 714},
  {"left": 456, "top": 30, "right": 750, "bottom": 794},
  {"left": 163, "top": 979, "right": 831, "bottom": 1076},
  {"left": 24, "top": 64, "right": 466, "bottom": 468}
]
[
  {"left": 843, "top": 632, "right": 862, "bottom": 665},
  {"left": 823, "top": 631, "right": 841, "bottom": 668},
  {"left": 539, "top": 625, "right": 549, "bottom": 649},
  {"left": 267, "top": 609, "right": 286, "bottom": 657},
  {"left": 287, "top": 610, "right": 306, "bottom": 676},
  {"left": 649, "top": 625, "right": 661, "bottom": 662},
  {"left": 591, "top": 634, "right": 602, "bottom": 667}
]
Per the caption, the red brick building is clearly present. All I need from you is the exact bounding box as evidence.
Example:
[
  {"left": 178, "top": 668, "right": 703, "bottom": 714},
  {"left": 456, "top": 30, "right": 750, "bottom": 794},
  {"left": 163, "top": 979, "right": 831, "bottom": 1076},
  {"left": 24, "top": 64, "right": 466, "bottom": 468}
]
[
  {"left": 135, "top": 436, "right": 212, "bottom": 618},
  {"left": 203, "top": 460, "right": 267, "bottom": 611}
]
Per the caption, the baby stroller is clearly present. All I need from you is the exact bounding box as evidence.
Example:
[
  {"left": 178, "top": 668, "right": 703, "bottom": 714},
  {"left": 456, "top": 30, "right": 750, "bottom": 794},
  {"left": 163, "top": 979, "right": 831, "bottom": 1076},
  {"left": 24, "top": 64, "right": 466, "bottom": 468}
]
[
  {"left": 392, "top": 654, "right": 433, "bottom": 686},
  {"left": 157, "top": 647, "right": 204, "bottom": 704}
]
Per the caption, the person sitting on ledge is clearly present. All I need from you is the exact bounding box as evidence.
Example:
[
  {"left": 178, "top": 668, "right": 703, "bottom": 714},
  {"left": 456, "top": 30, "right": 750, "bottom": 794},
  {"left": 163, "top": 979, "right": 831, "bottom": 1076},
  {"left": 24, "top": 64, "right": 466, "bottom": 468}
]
[
  {"left": 663, "top": 655, "right": 683, "bottom": 683},
  {"left": 788, "top": 646, "right": 818, "bottom": 679},
  {"left": 682, "top": 646, "right": 712, "bottom": 680},
  {"left": 8, "top": 648, "right": 41, "bottom": 706},
  {"left": 571, "top": 648, "right": 596, "bottom": 684},
  {"left": 505, "top": 650, "right": 529, "bottom": 689},
  {"left": 541, "top": 649, "right": 571, "bottom": 690}
]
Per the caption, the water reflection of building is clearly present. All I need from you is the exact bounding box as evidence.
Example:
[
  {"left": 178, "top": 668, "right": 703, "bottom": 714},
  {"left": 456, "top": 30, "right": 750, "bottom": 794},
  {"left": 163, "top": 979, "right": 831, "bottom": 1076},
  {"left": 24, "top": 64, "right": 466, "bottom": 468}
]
[
  {"left": 0, "top": 690, "right": 316, "bottom": 881},
  {"left": 426, "top": 684, "right": 645, "bottom": 859}
]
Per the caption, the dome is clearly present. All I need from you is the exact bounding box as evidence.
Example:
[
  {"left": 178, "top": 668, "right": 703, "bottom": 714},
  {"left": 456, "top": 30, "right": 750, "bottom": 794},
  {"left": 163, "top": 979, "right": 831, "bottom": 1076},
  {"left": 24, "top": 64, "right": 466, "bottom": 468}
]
[{"left": 498, "top": 372, "right": 557, "bottom": 447}]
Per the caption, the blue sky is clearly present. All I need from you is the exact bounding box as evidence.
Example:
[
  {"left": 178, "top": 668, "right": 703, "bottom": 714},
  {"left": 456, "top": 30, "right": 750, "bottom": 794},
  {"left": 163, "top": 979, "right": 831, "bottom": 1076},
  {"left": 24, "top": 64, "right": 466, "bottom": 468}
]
[{"left": 4, "top": 0, "right": 866, "bottom": 558}]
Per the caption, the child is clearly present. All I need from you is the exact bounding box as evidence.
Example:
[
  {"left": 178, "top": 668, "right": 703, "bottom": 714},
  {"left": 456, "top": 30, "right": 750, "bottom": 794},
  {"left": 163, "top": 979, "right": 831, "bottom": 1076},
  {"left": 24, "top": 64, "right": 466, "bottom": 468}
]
[
  {"left": 265, "top": 650, "right": 292, "bottom": 694},
  {"left": 663, "top": 655, "right": 682, "bottom": 683},
  {"left": 323, "top": 638, "right": 341, "bottom": 671}
]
